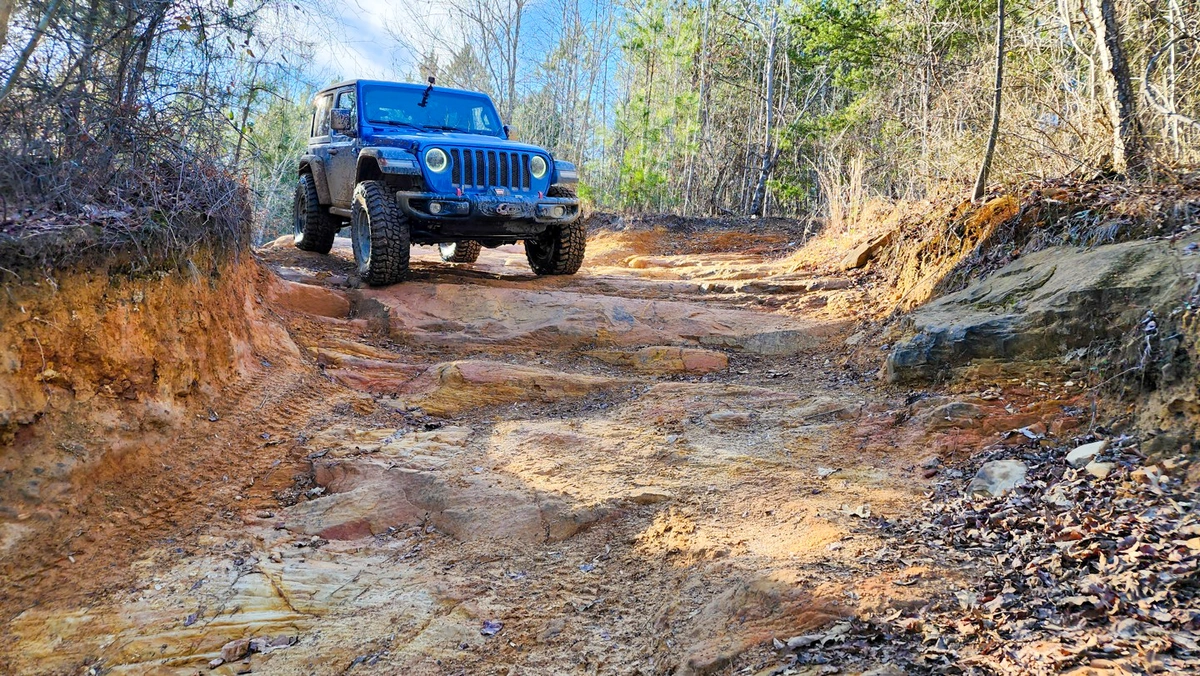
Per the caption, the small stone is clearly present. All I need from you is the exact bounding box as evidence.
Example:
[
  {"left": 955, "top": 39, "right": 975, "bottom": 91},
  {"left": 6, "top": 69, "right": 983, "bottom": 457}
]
[
  {"left": 627, "top": 488, "right": 673, "bottom": 505},
  {"left": 966, "top": 460, "right": 1028, "bottom": 497},
  {"left": 1084, "top": 461, "right": 1114, "bottom": 480},
  {"left": 256, "top": 510, "right": 275, "bottom": 519},
  {"left": 209, "top": 658, "right": 225, "bottom": 669},
  {"left": 1066, "top": 440, "right": 1108, "bottom": 468},
  {"left": 481, "top": 620, "right": 503, "bottom": 636},
  {"left": 220, "top": 638, "right": 251, "bottom": 663},
  {"left": 708, "top": 410, "right": 753, "bottom": 426},
  {"left": 922, "top": 468, "right": 938, "bottom": 479}
]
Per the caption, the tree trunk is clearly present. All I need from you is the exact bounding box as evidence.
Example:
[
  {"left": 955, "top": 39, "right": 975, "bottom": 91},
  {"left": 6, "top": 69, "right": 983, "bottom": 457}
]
[
  {"left": 0, "top": 0, "right": 64, "bottom": 102},
  {"left": 0, "top": 0, "right": 16, "bottom": 52},
  {"left": 121, "top": 2, "right": 168, "bottom": 110},
  {"left": 749, "top": 6, "right": 778, "bottom": 217},
  {"left": 973, "top": 0, "right": 1005, "bottom": 202},
  {"left": 683, "top": 0, "right": 711, "bottom": 216},
  {"left": 1087, "top": 0, "right": 1144, "bottom": 175}
]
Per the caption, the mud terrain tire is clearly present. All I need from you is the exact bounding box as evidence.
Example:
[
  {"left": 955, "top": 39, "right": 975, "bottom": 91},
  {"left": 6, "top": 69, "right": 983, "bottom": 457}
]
[
  {"left": 439, "top": 240, "right": 482, "bottom": 263},
  {"left": 293, "top": 173, "right": 339, "bottom": 254},
  {"left": 351, "top": 180, "right": 411, "bottom": 286},
  {"left": 524, "top": 186, "right": 585, "bottom": 275}
]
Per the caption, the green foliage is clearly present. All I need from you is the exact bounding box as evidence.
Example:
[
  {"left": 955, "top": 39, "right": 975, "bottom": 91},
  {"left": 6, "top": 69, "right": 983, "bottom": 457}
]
[
  {"left": 243, "top": 90, "right": 314, "bottom": 243},
  {"left": 788, "top": 0, "right": 891, "bottom": 93}
]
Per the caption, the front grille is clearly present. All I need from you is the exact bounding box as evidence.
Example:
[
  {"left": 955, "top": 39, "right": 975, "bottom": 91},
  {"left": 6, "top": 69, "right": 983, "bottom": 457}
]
[{"left": 449, "top": 148, "right": 533, "bottom": 191}]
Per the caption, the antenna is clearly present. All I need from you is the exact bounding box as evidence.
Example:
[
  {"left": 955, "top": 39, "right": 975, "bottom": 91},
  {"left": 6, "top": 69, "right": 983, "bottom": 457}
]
[{"left": 418, "top": 75, "right": 435, "bottom": 108}]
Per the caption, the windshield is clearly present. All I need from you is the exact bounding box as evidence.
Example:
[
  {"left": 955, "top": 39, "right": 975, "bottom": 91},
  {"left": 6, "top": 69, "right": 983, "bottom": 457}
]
[{"left": 362, "top": 85, "right": 503, "bottom": 136}]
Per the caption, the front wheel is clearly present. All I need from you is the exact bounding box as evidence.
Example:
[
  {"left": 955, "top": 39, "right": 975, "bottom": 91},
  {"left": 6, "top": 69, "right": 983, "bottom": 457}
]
[
  {"left": 350, "top": 181, "right": 411, "bottom": 286},
  {"left": 524, "top": 186, "right": 585, "bottom": 276},
  {"left": 439, "top": 240, "right": 482, "bottom": 263},
  {"left": 293, "top": 173, "right": 338, "bottom": 254}
]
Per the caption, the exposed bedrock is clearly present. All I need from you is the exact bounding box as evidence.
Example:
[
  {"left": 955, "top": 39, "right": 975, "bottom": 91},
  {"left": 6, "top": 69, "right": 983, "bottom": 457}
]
[{"left": 885, "top": 236, "right": 1200, "bottom": 383}]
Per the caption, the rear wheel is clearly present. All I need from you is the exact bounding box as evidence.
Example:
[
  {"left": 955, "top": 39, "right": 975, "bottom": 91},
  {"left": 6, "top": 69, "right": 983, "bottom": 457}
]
[
  {"left": 524, "top": 186, "right": 585, "bottom": 275},
  {"left": 293, "top": 173, "right": 338, "bottom": 254},
  {"left": 350, "top": 180, "right": 411, "bottom": 286},
  {"left": 439, "top": 240, "right": 482, "bottom": 263}
]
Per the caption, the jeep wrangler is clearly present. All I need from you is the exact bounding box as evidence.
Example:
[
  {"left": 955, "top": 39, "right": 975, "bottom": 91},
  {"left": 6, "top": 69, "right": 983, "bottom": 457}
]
[{"left": 293, "top": 78, "right": 584, "bottom": 285}]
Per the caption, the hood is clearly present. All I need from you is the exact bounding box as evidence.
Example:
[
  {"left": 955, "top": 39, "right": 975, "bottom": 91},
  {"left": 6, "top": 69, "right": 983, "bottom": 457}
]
[{"left": 361, "top": 128, "right": 551, "bottom": 155}]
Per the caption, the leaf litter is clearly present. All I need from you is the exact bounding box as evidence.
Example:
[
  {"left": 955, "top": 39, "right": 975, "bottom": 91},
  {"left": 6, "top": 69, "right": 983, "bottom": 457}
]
[{"left": 766, "top": 438, "right": 1199, "bottom": 675}]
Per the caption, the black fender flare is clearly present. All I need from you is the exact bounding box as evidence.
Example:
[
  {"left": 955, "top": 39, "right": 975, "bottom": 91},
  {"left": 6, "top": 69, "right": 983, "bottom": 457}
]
[
  {"left": 299, "top": 155, "right": 332, "bottom": 205},
  {"left": 357, "top": 147, "right": 422, "bottom": 179}
]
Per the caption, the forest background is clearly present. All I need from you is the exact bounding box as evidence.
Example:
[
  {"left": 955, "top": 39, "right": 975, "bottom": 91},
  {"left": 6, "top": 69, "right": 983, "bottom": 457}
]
[{"left": 0, "top": 0, "right": 1195, "bottom": 244}]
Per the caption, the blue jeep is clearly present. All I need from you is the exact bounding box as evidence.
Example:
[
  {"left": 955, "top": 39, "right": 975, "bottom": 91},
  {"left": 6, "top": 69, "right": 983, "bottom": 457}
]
[{"left": 293, "top": 78, "right": 584, "bottom": 285}]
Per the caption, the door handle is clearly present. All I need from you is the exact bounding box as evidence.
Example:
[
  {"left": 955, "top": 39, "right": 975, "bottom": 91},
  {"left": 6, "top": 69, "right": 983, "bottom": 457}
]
[{"left": 329, "top": 149, "right": 339, "bottom": 156}]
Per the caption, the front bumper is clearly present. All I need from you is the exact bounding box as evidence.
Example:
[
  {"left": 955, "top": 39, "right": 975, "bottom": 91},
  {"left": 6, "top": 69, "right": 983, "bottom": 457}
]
[{"left": 395, "top": 190, "right": 580, "bottom": 228}]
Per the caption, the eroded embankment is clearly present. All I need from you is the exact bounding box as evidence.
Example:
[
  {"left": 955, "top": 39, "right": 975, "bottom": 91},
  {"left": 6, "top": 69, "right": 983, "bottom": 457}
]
[{"left": 0, "top": 253, "right": 316, "bottom": 620}]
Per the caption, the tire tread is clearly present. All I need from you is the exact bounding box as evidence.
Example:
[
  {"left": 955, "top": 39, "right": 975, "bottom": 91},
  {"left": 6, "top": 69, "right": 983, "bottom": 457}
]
[
  {"left": 294, "top": 173, "right": 338, "bottom": 254},
  {"left": 352, "top": 180, "right": 411, "bottom": 286}
]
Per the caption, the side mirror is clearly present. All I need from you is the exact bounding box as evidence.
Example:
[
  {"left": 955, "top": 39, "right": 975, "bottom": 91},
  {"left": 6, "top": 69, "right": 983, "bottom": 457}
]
[
  {"left": 331, "top": 108, "right": 354, "bottom": 135},
  {"left": 503, "top": 124, "right": 512, "bottom": 140}
]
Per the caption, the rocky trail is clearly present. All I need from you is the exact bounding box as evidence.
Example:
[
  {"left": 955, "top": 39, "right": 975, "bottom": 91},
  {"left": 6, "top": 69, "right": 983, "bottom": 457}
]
[{"left": 2, "top": 208, "right": 1198, "bottom": 675}]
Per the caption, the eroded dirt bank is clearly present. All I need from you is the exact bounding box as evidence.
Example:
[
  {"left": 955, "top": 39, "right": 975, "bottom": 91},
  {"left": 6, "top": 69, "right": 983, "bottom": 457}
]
[{"left": 1, "top": 202, "right": 1197, "bottom": 675}]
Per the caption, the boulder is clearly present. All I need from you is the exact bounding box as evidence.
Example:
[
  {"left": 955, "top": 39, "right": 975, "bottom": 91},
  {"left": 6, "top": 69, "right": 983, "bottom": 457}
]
[
  {"left": 885, "top": 236, "right": 1200, "bottom": 383},
  {"left": 966, "top": 460, "right": 1027, "bottom": 497}
]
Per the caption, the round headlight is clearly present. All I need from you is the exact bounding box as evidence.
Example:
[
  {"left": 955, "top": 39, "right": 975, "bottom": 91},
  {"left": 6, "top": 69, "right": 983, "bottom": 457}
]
[
  {"left": 530, "top": 155, "right": 548, "bottom": 179},
  {"left": 425, "top": 148, "right": 449, "bottom": 173}
]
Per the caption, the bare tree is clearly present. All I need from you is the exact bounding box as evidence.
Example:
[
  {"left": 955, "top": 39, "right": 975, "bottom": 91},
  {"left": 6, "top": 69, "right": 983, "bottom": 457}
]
[
  {"left": 749, "top": 2, "right": 779, "bottom": 217},
  {"left": 973, "top": 0, "right": 1005, "bottom": 202},
  {"left": 0, "top": 0, "right": 64, "bottom": 102},
  {"left": 1087, "top": 0, "right": 1144, "bottom": 175}
]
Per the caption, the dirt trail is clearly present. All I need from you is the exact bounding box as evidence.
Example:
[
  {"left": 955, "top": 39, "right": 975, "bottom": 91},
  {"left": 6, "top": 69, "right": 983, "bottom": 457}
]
[{"left": 0, "top": 228, "right": 1069, "bottom": 675}]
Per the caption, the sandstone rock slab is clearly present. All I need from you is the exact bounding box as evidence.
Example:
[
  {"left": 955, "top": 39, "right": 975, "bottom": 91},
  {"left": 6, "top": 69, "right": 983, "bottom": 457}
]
[
  {"left": 266, "top": 278, "right": 351, "bottom": 318},
  {"left": 842, "top": 231, "right": 895, "bottom": 270},
  {"left": 286, "top": 458, "right": 612, "bottom": 543},
  {"left": 885, "top": 237, "right": 1200, "bottom": 383},
  {"left": 587, "top": 346, "right": 729, "bottom": 374},
  {"left": 365, "top": 282, "right": 834, "bottom": 355},
  {"left": 395, "top": 360, "right": 630, "bottom": 416}
]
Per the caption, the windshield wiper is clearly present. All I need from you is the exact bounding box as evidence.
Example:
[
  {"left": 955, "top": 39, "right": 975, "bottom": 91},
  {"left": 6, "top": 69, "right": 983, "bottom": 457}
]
[
  {"left": 369, "top": 120, "right": 422, "bottom": 130},
  {"left": 420, "top": 124, "right": 471, "bottom": 133}
]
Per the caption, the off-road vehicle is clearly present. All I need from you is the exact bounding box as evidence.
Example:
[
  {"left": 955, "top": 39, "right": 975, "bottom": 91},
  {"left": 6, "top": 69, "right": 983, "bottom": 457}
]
[{"left": 293, "top": 78, "right": 583, "bottom": 285}]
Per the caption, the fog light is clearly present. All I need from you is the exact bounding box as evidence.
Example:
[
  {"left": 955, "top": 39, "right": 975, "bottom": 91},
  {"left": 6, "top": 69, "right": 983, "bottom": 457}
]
[
  {"left": 550, "top": 206, "right": 565, "bottom": 218},
  {"left": 429, "top": 201, "right": 443, "bottom": 214}
]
